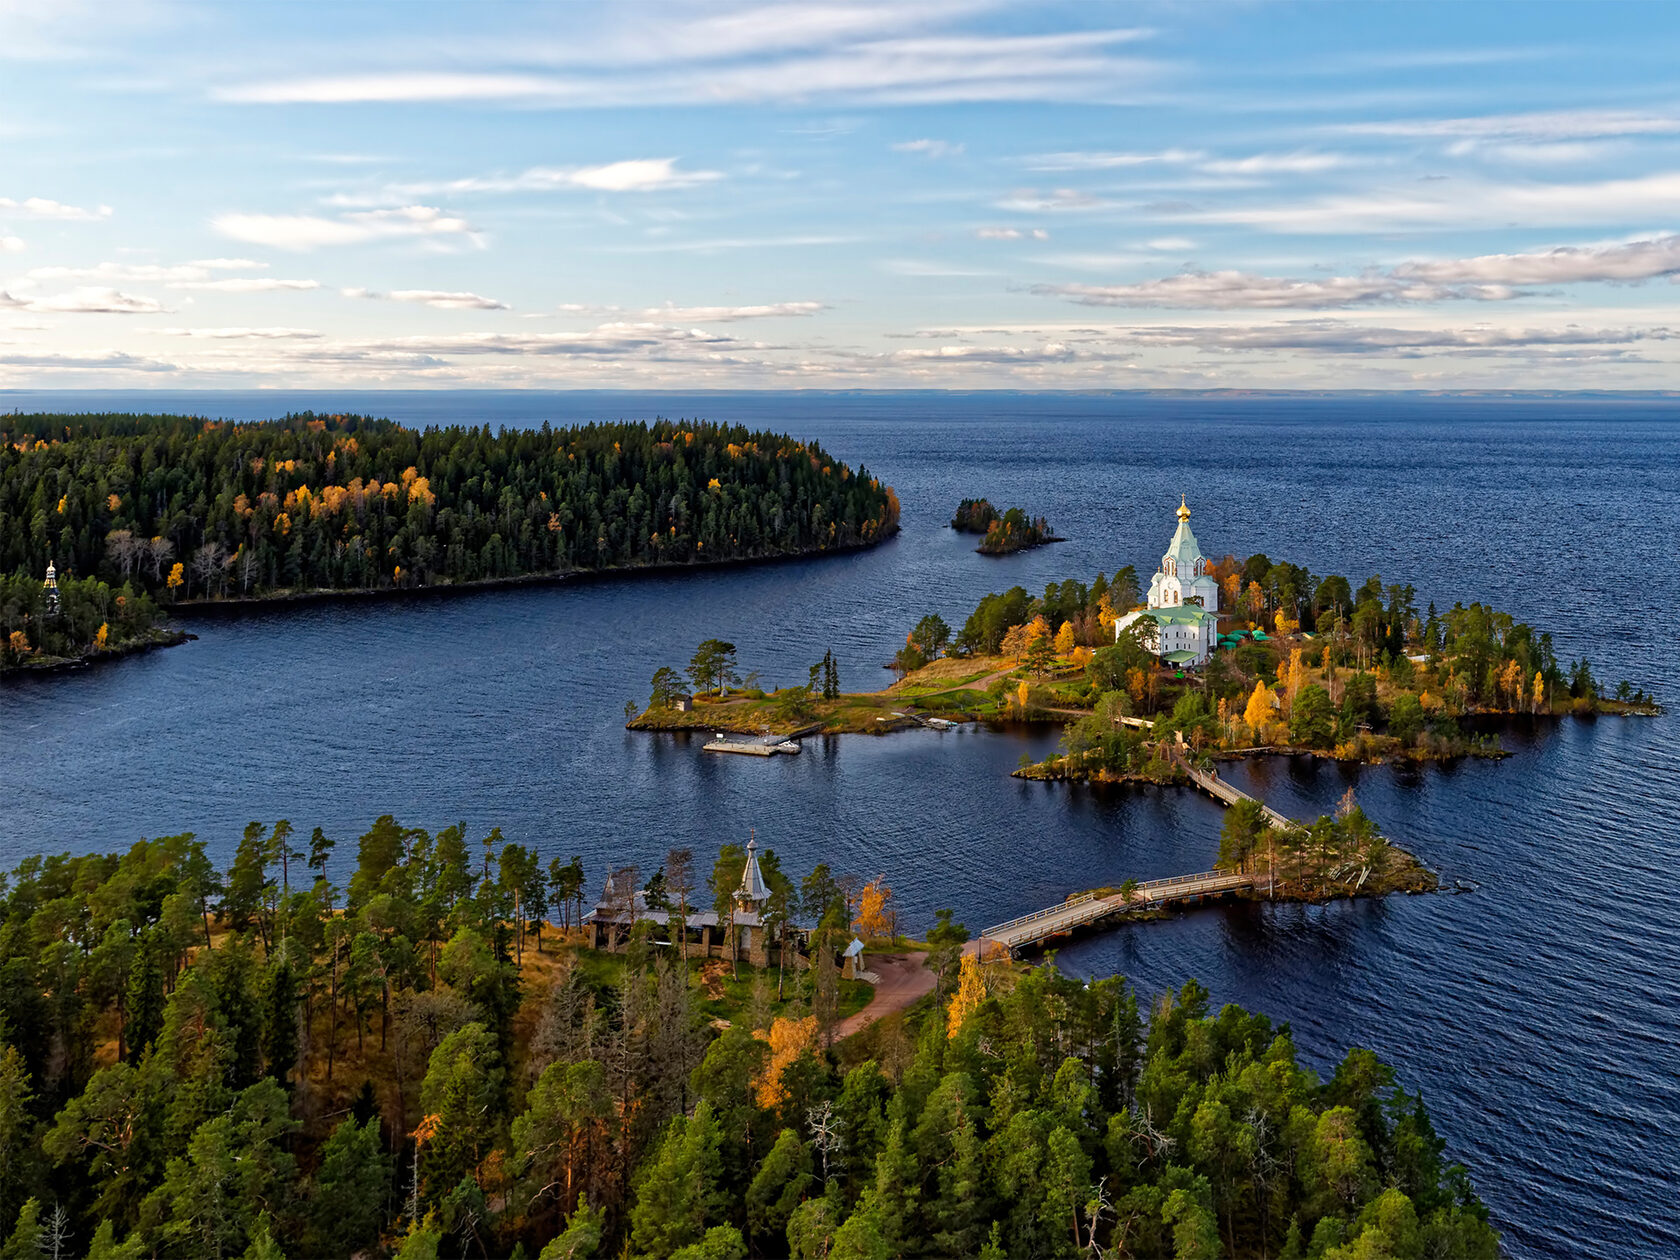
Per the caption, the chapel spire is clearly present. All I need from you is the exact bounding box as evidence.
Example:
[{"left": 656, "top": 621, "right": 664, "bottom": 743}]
[{"left": 738, "top": 835, "right": 769, "bottom": 904}]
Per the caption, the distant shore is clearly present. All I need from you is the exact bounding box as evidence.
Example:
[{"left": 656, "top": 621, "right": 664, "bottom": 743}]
[{"left": 163, "top": 534, "right": 896, "bottom": 617}]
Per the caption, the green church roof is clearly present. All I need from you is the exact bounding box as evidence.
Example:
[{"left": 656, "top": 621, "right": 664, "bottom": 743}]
[{"left": 1145, "top": 605, "right": 1215, "bottom": 626}]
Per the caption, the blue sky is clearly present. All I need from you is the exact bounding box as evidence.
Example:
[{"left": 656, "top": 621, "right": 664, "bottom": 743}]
[{"left": 5, "top": 0, "right": 1680, "bottom": 389}]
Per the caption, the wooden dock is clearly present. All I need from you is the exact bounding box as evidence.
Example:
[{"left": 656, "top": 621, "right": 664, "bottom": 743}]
[
  {"left": 980, "top": 868, "right": 1266, "bottom": 953},
  {"left": 890, "top": 711, "right": 959, "bottom": 731},
  {"left": 703, "top": 733, "right": 802, "bottom": 757}
]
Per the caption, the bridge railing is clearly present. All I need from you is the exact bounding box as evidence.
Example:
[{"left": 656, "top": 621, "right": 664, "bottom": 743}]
[
  {"left": 983, "top": 870, "right": 1258, "bottom": 941},
  {"left": 982, "top": 891, "right": 1097, "bottom": 937},
  {"left": 1134, "top": 868, "right": 1242, "bottom": 892}
]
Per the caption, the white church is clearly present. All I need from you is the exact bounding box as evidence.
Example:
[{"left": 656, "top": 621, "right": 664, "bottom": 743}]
[{"left": 1115, "top": 497, "right": 1220, "bottom": 667}]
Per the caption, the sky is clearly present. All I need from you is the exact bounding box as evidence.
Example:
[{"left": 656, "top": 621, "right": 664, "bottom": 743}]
[{"left": 5, "top": 0, "right": 1680, "bottom": 390}]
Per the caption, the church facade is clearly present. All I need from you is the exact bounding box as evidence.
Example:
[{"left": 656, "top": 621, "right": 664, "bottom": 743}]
[{"left": 1115, "top": 498, "right": 1220, "bottom": 667}]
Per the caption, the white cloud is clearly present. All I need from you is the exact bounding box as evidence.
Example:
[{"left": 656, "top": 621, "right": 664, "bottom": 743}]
[
  {"left": 584, "top": 2, "right": 994, "bottom": 65},
  {"left": 879, "top": 319, "right": 1678, "bottom": 367},
  {"left": 1392, "top": 235, "right": 1680, "bottom": 285},
  {"left": 173, "top": 277, "right": 321, "bottom": 293},
  {"left": 1024, "top": 149, "right": 1201, "bottom": 172},
  {"left": 1452, "top": 140, "right": 1622, "bottom": 165},
  {"left": 346, "top": 288, "right": 509, "bottom": 310},
  {"left": 640, "top": 301, "right": 824, "bottom": 321},
  {"left": 0, "top": 286, "right": 164, "bottom": 314},
  {"left": 0, "top": 350, "right": 174, "bottom": 371},
  {"left": 17, "top": 260, "right": 312, "bottom": 295},
  {"left": 996, "top": 188, "right": 1101, "bottom": 213},
  {"left": 975, "top": 227, "right": 1049, "bottom": 241},
  {"left": 566, "top": 158, "right": 721, "bottom": 192},
  {"left": 25, "top": 260, "right": 271, "bottom": 285},
  {"left": 0, "top": 196, "right": 112, "bottom": 220},
  {"left": 604, "top": 233, "right": 860, "bottom": 254},
  {"left": 1034, "top": 235, "right": 1680, "bottom": 310},
  {"left": 1199, "top": 151, "right": 1345, "bottom": 176},
  {"left": 337, "top": 322, "right": 749, "bottom": 360},
  {"left": 0, "top": 236, "right": 22, "bottom": 253},
  {"left": 218, "top": 71, "right": 566, "bottom": 106},
  {"left": 1338, "top": 108, "right": 1680, "bottom": 141},
  {"left": 893, "top": 139, "right": 963, "bottom": 158},
  {"left": 1147, "top": 237, "right": 1195, "bottom": 251},
  {"left": 1114, "top": 321, "right": 1676, "bottom": 357},
  {"left": 1186, "top": 170, "right": 1680, "bottom": 233},
  {"left": 215, "top": 26, "right": 1162, "bottom": 108},
  {"left": 212, "top": 204, "right": 481, "bottom": 251},
  {"left": 1035, "top": 271, "right": 1508, "bottom": 310},
  {"left": 891, "top": 343, "right": 1074, "bottom": 364},
  {"left": 394, "top": 157, "right": 723, "bottom": 198},
  {"left": 150, "top": 327, "right": 322, "bottom": 339}
]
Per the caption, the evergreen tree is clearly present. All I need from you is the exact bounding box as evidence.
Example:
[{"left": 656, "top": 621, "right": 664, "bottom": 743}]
[
  {"left": 263, "top": 955, "right": 299, "bottom": 1088},
  {"left": 306, "top": 827, "right": 335, "bottom": 888},
  {"left": 304, "top": 1116, "right": 393, "bottom": 1256},
  {"left": 418, "top": 1023, "right": 504, "bottom": 1205},
  {"left": 745, "top": 1128, "right": 813, "bottom": 1247},
  {"left": 629, "top": 1101, "right": 726, "bottom": 1259},
  {"left": 0, "top": 1051, "right": 37, "bottom": 1249},
  {"left": 539, "top": 1196, "right": 605, "bottom": 1260},
  {"left": 157, "top": 1079, "right": 299, "bottom": 1260}
]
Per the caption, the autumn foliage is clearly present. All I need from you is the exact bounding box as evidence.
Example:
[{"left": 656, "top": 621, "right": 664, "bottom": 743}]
[
  {"left": 852, "top": 877, "right": 895, "bottom": 941},
  {"left": 752, "top": 1015, "right": 819, "bottom": 1110},
  {"left": 946, "top": 953, "right": 989, "bottom": 1037}
]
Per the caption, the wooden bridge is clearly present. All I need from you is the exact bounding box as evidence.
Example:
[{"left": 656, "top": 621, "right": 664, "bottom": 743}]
[
  {"left": 1181, "top": 761, "right": 1296, "bottom": 829},
  {"left": 980, "top": 867, "right": 1268, "bottom": 954},
  {"left": 974, "top": 746, "right": 1312, "bottom": 955}
]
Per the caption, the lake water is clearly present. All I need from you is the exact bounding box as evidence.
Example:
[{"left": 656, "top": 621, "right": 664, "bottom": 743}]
[{"left": 2, "top": 390, "right": 1677, "bottom": 1256}]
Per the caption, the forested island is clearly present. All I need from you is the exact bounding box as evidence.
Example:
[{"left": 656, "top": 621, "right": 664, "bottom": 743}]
[
  {"left": 0, "top": 412, "right": 898, "bottom": 672},
  {"left": 920, "top": 557, "right": 1655, "bottom": 780},
  {"left": 0, "top": 823, "right": 1497, "bottom": 1259},
  {"left": 634, "top": 552, "right": 1650, "bottom": 756},
  {"left": 950, "top": 498, "right": 1060, "bottom": 555}
]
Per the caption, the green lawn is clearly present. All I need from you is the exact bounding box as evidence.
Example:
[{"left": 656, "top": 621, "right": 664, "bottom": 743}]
[
  {"left": 564, "top": 947, "right": 871, "bottom": 1026},
  {"left": 690, "top": 957, "right": 873, "bottom": 1024}
]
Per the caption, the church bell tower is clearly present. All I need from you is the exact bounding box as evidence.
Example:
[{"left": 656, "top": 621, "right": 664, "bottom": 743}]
[{"left": 43, "top": 560, "right": 60, "bottom": 619}]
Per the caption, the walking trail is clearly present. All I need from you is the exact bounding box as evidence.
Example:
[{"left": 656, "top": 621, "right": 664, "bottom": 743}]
[{"left": 834, "top": 952, "right": 934, "bottom": 1039}]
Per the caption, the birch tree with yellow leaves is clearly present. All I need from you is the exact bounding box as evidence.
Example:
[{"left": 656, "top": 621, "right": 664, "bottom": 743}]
[
  {"left": 1243, "top": 681, "right": 1277, "bottom": 743},
  {"left": 753, "top": 1016, "right": 819, "bottom": 1110},
  {"left": 946, "top": 954, "right": 990, "bottom": 1038},
  {"left": 853, "top": 877, "right": 896, "bottom": 942}
]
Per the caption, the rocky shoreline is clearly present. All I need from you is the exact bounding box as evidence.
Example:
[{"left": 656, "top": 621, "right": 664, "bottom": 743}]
[{"left": 0, "top": 627, "right": 194, "bottom": 677}]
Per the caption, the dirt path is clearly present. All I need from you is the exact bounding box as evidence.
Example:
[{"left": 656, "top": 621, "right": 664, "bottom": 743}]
[{"left": 834, "top": 952, "right": 935, "bottom": 1039}]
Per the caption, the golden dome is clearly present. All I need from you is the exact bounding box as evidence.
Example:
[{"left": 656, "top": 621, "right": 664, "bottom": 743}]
[{"left": 1176, "top": 496, "right": 1191, "bottom": 522}]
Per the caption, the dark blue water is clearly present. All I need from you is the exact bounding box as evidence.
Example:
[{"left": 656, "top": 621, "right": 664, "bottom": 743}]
[{"left": 2, "top": 391, "right": 1677, "bottom": 1257}]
